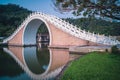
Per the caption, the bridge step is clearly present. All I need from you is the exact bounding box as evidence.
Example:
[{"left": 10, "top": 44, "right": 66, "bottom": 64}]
[{"left": 69, "top": 46, "right": 112, "bottom": 53}]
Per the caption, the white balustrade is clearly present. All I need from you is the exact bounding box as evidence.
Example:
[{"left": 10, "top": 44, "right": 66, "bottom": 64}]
[{"left": 3, "top": 12, "right": 120, "bottom": 45}]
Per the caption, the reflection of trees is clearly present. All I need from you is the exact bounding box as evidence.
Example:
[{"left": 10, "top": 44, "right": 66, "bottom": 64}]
[
  {"left": 36, "top": 48, "right": 50, "bottom": 70},
  {"left": 0, "top": 48, "right": 23, "bottom": 77},
  {"left": 1, "top": 47, "right": 69, "bottom": 79}
]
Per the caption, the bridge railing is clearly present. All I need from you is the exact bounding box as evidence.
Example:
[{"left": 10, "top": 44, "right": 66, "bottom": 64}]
[
  {"left": 24, "top": 12, "right": 120, "bottom": 45},
  {"left": 36, "top": 12, "right": 119, "bottom": 45},
  {"left": 3, "top": 12, "right": 120, "bottom": 45}
]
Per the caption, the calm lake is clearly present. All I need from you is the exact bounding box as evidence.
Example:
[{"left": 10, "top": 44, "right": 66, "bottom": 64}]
[{"left": 0, "top": 43, "right": 81, "bottom": 80}]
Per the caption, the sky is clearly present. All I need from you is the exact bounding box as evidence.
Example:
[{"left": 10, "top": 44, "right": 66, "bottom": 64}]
[{"left": 0, "top": 0, "right": 80, "bottom": 18}]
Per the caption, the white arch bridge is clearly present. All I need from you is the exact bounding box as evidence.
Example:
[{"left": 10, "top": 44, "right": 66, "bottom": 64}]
[{"left": 3, "top": 12, "right": 120, "bottom": 47}]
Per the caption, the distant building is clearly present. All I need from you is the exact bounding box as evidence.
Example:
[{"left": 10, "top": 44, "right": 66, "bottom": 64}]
[{"left": 37, "top": 33, "right": 49, "bottom": 43}]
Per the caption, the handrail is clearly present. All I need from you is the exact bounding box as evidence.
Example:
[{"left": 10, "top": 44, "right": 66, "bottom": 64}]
[{"left": 3, "top": 12, "right": 120, "bottom": 45}]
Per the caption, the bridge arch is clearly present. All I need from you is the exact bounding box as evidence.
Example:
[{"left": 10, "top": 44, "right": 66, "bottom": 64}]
[
  {"left": 3, "top": 12, "right": 120, "bottom": 47},
  {"left": 23, "top": 17, "right": 52, "bottom": 46}
]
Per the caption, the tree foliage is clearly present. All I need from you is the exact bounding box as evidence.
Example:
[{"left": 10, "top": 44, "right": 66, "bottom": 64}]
[
  {"left": 64, "top": 18, "right": 120, "bottom": 36},
  {"left": 53, "top": 0, "right": 120, "bottom": 20},
  {"left": 37, "top": 23, "right": 48, "bottom": 34},
  {"left": 111, "top": 45, "right": 120, "bottom": 54},
  {"left": 0, "top": 4, "right": 49, "bottom": 38},
  {"left": 0, "top": 4, "right": 31, "bottom": 37}
]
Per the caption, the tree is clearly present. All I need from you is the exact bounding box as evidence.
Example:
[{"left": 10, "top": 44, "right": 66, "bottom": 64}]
[
  {"left": 0, "top": 4, "right": 31, "bottom": 37},
  {"left": 64, "top": 18, "right": 120, "bottom": 36},
  {"left": 53, "top": 0, "right": 120, "bottom": 20}
]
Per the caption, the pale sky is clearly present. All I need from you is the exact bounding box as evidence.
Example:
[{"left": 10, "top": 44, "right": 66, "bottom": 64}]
[{"left": 0, "top": 0, "right": 81, "bottom": 18}]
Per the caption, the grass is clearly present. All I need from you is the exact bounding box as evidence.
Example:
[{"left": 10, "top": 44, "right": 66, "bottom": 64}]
[{"left": 61, "top": 52, "right": 120, "bottom": 80}]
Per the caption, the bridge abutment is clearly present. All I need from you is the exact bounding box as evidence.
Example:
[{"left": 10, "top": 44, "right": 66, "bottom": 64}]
[{"left": 7, "top": 27, "right": 24, "bottom": 46}]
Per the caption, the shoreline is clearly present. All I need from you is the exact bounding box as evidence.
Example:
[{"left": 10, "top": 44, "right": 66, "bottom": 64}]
[{"left": 55, "top": 55, "right": 83, "bottom": 80}]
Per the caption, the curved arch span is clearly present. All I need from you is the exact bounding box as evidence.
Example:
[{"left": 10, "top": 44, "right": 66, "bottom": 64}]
[
  {"left": 23, "top": 18, "right": 52, "bottom": 46},
  {"left": 3, "top": 12, "right": 120, "bottom": 47}
]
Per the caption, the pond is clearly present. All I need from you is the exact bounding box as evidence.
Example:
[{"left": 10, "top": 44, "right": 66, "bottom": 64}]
[{"left": 0, "top": 43, "right": 81, "bottom": 80}]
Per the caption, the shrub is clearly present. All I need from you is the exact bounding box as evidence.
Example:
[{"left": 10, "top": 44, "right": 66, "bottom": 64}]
[{"left": 111, "top": 45, "right": 120, "bottom": 54}]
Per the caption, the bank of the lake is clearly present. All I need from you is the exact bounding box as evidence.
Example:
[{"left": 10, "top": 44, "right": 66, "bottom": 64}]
[{"left": 61, "top": 52, "right": 120, "bottom": 80}]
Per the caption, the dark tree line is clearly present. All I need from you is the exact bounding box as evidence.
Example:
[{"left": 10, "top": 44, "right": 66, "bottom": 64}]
[
  {"left": 64, "top": 17, "right": 120, "bottom": 36},
  {"left": 0, "top": 4, "right": 49, "bottom": 38},
  {"left": 0, "top": 4, "right": 31, "bottom": 37}
]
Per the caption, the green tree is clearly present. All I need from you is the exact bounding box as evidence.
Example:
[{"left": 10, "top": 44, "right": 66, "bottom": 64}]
[
  {"left": 0, "top": 4, "right": 32, "bottom": 37},
  {"left": 53, "top": 0, "right": 120, "bottom": 20},
  {"left": 64, "top": 18, "right": 120, "bottom": 36}
]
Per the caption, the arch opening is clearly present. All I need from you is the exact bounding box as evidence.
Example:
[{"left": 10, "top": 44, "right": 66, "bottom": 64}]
[
  {"left": 23, "top": 19, "right": 50, "bottom": 46},
  {"left": 24, "top": 47, "right": 50, "bottom": 74}
]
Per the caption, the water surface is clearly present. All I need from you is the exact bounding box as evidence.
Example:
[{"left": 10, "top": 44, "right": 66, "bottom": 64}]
[{"left": 0, "top": 44, "right": 81, "bottom": 80}]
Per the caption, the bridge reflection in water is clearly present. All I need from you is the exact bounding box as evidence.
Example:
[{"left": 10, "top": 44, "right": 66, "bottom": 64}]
[{"left": 3, "top": 44, "right": 72, "bottom": 80}]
